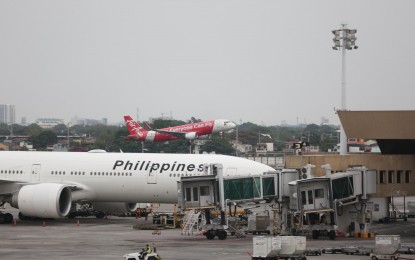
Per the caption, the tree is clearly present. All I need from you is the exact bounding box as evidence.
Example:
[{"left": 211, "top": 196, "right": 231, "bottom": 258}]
[
  {"left": 200, "top": 137, "right": 234, "bottom": 155},
  {"left": 30, "top": 130, "right": 58, "bottom": 150},
  {"left": 0, "top": 123, "right": 10, "bottom": 135}
]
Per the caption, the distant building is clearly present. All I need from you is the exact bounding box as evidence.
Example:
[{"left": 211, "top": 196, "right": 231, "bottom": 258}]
[
  {"left": 0, "top": 104, "right": 15, "bottom": 124},
  {"left": 70, "top": 117, "right": 108, "bottom": 126},
  {"left": 35, "top": 118, "right": 64, "bottom": 128},
  {"left": 231, "top": 140, "right": 253, "bottom": 155},
  {"left": 256, "top": 142, "right": 274, "bottom": 156}
]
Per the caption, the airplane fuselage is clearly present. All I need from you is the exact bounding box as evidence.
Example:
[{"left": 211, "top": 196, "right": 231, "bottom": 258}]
[
  {"left": 124, "top": 116, "right": 236, "bottom": 142},
  {"left": 0, "top": 151, "right": 274, "bottom": 205}
]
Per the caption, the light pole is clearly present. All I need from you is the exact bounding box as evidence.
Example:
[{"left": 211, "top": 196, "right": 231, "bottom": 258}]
[
  {"left": 67, "top": 123, "right": 70, "bottom": 151},
  {"left": 332, "top": 24, "right": 358, "bottom": 155}
]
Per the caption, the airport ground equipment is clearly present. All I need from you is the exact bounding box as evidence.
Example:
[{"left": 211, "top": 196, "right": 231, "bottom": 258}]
[
  {"left": 251, "top": 236, "right": 306, "bottom": 260},
  {"left": 370, "top": 235, "right": 401, "bottom": 260},
  {"left": 0, "top": 211, "right": 13, "bottom": 224},
  {"left": 287, "top": 165, "right": 376, "bottom": 239},
  {"left": 278, "top": 236, "right": 306, "bottom": 260},
  {"left": 408, "top": 202, "right": 415, "bottom": 218},
  {"left": 248, "top": 215, "right": 271, "bottom": 235},
  {"left": 304, "top": 249, "right": 322, "bottom": 256},
  {"left": 251, "top": 236, "right": 281, "bottom": 260},
  {"left": 178, "top": 163, "right": 279, "bottom": 240},
  {"left": 398, "top": 243, "right": 415, "bottom": 254},
  {"left": 123, "top": 249, "right": 160, "bottom": 260},
  {"left": 66, "top": 203, "right": 105, "bottom": 219}
]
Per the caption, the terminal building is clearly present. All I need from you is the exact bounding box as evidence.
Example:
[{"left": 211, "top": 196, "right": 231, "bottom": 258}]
[{"left": 284, "top": 110, "right": 415, "bottom": 222}]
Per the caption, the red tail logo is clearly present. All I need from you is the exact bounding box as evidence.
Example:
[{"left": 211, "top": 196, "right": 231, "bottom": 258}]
[{"left": 124, "top": 116, "right": 145, "bottom": 138}]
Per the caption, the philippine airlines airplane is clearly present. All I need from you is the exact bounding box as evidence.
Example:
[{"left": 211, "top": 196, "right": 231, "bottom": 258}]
[
  {"left": 124, "top": 115, "right": 236, "bottom": 142},
  {"left": 0, "top": 151, "right": 275, "bottom": 223}
]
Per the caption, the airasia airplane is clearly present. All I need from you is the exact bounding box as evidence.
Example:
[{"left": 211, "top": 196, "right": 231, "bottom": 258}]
[{"left": 124, "top": 115, "right": 236, "bottom": 142}]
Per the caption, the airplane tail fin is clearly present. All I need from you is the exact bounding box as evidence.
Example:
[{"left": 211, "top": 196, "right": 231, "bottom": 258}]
[
  {"left": 143, "top": 121, "right": 152, "bottom": 130},
  {"left": 124, "top": 115, "right": 146, "bottom": 136}
]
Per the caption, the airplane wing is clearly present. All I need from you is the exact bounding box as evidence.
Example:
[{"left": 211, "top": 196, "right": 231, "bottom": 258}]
[
  {"left": 141, "top": 123, "right": 190, "bottom": 137},
  {"left": 0, "top": 178, "right": 83, "bottom": 196},
  {"left": 152, "top": 129, "right": 189, "bottom": 137}
]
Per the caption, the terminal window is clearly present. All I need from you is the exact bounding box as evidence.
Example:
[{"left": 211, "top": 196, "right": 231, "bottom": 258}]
[
  {"left": 388, "top": 170, "right": 394, "bottom": 184},
  {"left": 405, "top": 170, "right": 412, "bottom": 183},
  {"left": 397, "top": 170, "right": 402, "bottom": 184},
  {"left": 379, "top": 170, "right": 386, "bottom": 184}
]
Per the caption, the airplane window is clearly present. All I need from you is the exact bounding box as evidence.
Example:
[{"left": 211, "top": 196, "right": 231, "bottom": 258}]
[
  {"left": 59, "top": 171, "right": 61, "bottom": 175},
  {"left": 83, "top": 172, "right": 85, "bottom": 175},
  {"left": 130, "top": 173, "right": 132, "bottom": 176},
  {"left": 71, "top": 172, "right": 73, "bottom": 175},
  {"left": 118, "top": 173, "right": 120, "bottom": 176},
  {"left": 122, "top": 173, "right": 124, "bottom": 176},
  {"left": 94, "top": 172, "right": 97, "bottom": 176},
  {"left": 110, "top": 173, "right": 112, "bottom": 176}
]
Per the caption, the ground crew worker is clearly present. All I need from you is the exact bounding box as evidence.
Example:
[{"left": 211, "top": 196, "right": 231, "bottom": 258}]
[
  {"left": 141, "top": 244, "right": 151, "bottom": 259},
  {"left": 146, "top": 244, "right": 152, "bottom": 254}
]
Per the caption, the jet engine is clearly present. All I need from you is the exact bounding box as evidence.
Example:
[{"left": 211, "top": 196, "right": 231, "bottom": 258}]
[
  {"left": 91, "top": 202, "right": 139, "bottom": 215},
  {"left": 197, "top": 134, "right": 210, "bottom": 140},
  {"left": 185, "top": 132, "right": 198, "bottom": 140},
  {"left": 12, "top": 183, "right": 72, "bottom": 218}
]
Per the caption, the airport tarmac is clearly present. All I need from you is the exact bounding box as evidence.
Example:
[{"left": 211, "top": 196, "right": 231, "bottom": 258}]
[{"left": 1, "top": 208, "right": 415, "bottom": 260}]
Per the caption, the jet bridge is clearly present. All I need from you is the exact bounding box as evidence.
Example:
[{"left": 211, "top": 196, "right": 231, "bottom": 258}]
[
  {"left": 286, "top": 165, "right": 377, "bottom": 239},
  {"left": 177, "top": 163, "right": 282, "bottom": 240}
]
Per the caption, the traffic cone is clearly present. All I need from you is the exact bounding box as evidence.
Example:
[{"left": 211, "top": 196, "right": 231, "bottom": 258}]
[{"left": 76, "top": 220, "right": 80, "bottom": 226}]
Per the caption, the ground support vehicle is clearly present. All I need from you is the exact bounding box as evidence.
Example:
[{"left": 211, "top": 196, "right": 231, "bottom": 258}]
[
  {"left": 66, "top": 204, "right": 105, "bottom": 219},
  {"left": 204, "top": 223, "right": 228, "bottom": 240},
  {"left": 123, "top": 249, "right": 160, "bottom": 260},
  {"left": 0, "top": 211, "right": 13, "bottom": 224}
]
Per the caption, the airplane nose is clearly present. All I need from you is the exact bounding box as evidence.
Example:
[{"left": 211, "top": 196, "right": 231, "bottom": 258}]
[{"left": 228, "top": 122, "right": 237, "bottom": 129}]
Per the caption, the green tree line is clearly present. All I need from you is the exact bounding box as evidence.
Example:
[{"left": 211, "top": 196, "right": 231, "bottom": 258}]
[{"left": 0, "top": 120, "right": 339, "bottom": 154}]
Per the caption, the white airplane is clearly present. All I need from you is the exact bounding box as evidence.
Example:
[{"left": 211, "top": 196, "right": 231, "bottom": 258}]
[{"left": 0, "top": 151, "right": 275, "bottom": 223}]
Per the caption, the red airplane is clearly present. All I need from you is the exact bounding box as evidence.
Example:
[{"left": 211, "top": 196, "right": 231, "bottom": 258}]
[{"left": 123, "top": 115, "right": 236, "bottom": 142}]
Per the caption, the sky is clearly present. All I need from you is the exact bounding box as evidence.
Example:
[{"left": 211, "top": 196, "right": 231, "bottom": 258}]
[{"left": 1, "top": 1, "right": 415, "bottom": 126}]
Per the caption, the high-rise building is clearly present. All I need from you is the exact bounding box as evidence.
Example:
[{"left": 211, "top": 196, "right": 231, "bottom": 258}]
[{"left": 0, "top": 104, "right": 16, "bottom": 124}]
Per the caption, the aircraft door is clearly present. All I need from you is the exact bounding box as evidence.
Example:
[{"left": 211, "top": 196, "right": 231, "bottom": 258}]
[
  {"left": 147, "top": 171, "right": 157, "bottom": 184},
  {"left": 31, "top": 164, "right": 41, "bottom": 182}
]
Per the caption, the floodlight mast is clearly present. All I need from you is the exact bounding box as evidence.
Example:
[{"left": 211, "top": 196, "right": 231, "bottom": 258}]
[{"left": 332, "top": 24, "right": 358, "bottom": 155}]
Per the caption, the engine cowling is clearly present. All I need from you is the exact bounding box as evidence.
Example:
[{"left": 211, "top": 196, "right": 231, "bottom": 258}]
[
  {"left": 91, "top": 202, "right": 139, "bottom": 215},
  {"left": 197, "top": 134, "right": 210, "bottom": 140},
  {"left": 185, "top": 132, "right": 198, "bottom": 140},
  {"left": 13, "top": 183, "right": 72, "bottom": 218}
]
